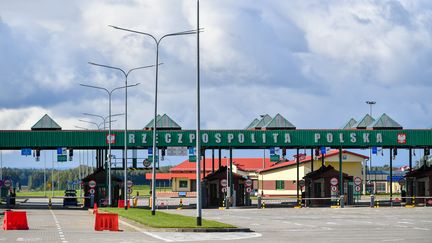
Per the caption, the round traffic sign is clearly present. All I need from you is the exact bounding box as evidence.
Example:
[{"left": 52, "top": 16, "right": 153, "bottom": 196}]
[
  {"left": 89, "top": 188, "right": 95, "bottom": 194},
  {"left": 4, "top": 179, "right": 11, "bottom": 188},
  {"left": 330, "top": 177, "right": 338, "bottom": 186},
  {"left": 398, "top": 179, "right": 406, "bottom": 186},
  {"left": 89, "top": 180, "right": 96, "bottom": 188},
  {"left": 355, "top": 185, "right": 361, "bottom": 192},
  {"left": 246, "top": 187, "right": 252, "bottom": 193},
  {"left": 299, "top": 180, "right": 305, "bottom": 187},
  {"left": 127, "top": 188, "right": 133, "bottom": 194},
  {"left": 245, "top": 179, "right": 252, "bottom": 187},
  {"left": 220, "top": 179, "right": 228, "bottom": 187},
  {"left": 221, "top": 187, "right": 227, "bottom": 193},
  {"left": 127, "top": 180, "right": 133, "bottom": 188},
  {"left": 331, "top": 185, "right": 338, "bottom": 192},
  {"left": 143, "top": 158, "right": 151, "bottom": 167},
  {"left": 354, "top": 177, "right": 362, "bottom": 186}
]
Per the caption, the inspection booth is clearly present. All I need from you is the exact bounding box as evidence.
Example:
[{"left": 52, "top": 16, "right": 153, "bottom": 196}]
[
  {"left": 202, "top": 166, "right": 247, "bottom": 208},
  {"left": 303, "top": 165, "right": 354, "bottom": 206},
  {"left": 82, "top": 169, "right": 122, "bottom": 207},
  {"left": 405, "top": 165, "right": 432, "bottom": 205}
]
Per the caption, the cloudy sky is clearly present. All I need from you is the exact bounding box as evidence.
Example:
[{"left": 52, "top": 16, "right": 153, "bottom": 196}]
[{"left": 1, "top": 0, "right": 431, "bottom": 168}]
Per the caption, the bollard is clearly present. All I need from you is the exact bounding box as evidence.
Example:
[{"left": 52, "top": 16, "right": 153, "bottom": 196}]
[
  {"left": 257, "top": 196, "right": 262, "bottom": 209},
  {"left": 262, "top": 201, "right": 266, "bottom": 209},
  {"left": 219, "top": 198, "right": 225, "bottom": 210},
  {"left": 177, "top": 198, "right": 183, "bottom": 210},
  {"left": 48, "top": 197, "right": 52, "bottom": 209},
  {"left": 6, "top": 195, "right": 10, "bottom": 208},
  {"left": 340, "top": 195, "right": 344, "bottom": 208},
  {"left": 90, "top": 195, "right": 94, "bottom": 209},
  {"left": 370, "top": 194, "right": 375, "bottom": 208},
  {"left": 225, "top": 196, "right": 230, "bottom": 209}
]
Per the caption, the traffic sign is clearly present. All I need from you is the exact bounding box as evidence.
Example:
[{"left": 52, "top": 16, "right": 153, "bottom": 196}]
[
  {"left": 127, "top": 188, "right": 133, "bottom": 194},
  {"left": 166, "top": 147, "right": 187, "bottom": 156},
  {"left": 127, "top": 180, "right": 133, "bottom": 188},
  {"left": 21, "top": 148, "right": 31, "bottom": 156},
  {"left": 330, "top": 177, "right": 338, "bottom": 186},
  {"left": 221, "top": 187, "right": 227, "bottom": 193},
  {"left": 354, "top": 177, "right": 362, "bottom": 186},
  {"left": 246, "top": 187, "right": 252, "bottom": 193},
  {"left": 89, "top": 188, "right": 95, "bottom": 194},
  {"left": 143, "top": 158, "right": 151, "bottom": 167},
  {"left": 220, "top": 179, "right": 228, "bottom": 187},
  {"left": 355, "top": 185, "right": 361, "bottom": 192},
  {"left": 89, "top": 180, "right": 96, "bottom": 188},
  {"left": 299, "top": 180, "right": 305, "bottom": 187},
  {"left": 398, "top": 179, "right": 406, "bottom": 186},
  {"left": 331, "top": 185, "right": 338, "bottom": 192},
  {"left": 4, "top": 179, "right": 11, "bottom": 188},
  {"left": 245, "top": 179, "right": 252, "bottom": 187}
]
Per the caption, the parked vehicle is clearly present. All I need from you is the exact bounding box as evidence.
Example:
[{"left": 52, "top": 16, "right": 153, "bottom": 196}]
[{"left": 63, "top": 190, "right": 78, "bottom": 207}]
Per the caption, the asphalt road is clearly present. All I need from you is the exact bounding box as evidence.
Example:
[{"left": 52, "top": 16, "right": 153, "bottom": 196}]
[{"left": 1, "top": 198, "right": 431, "bottom": 243}]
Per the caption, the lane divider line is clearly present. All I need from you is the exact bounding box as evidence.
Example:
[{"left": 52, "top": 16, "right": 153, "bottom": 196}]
[
  {"left": 50, "top": 209, "right": 68, "bottom": 243},
  {"left": 118, "top": 219, "right": 173, "bottom": 242}
]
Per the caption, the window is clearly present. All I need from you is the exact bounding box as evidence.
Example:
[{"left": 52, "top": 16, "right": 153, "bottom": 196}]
[
  {"left": 376, "top": 182, "right": 386, "bottom": 193},
  {"left": 276, "top": 180, "right": 285, "bottom": 190},
  {"left": 179, "top": 180, "right": 188, "bottom": 188}
]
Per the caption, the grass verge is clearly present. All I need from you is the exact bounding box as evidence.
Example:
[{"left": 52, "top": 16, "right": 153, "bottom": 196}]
[{"left": 101, "top": 208, "right": 235, "bottom": 228}]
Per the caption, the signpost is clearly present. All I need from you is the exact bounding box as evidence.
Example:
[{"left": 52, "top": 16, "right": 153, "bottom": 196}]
[
  {"left": 331, "top": 185, "right": 338, "bottom": 192},
  {"left": 127, "top": 180, "right": 133, "bottom": 188},
  {"left": 4, "top": 179, "right": 11, "bottom": 188},
  {"left": 245, "top": 179, "right": 252, "bottom": 187},
  {"left": 166, "top": 147, "right": 188, "bottom": 156},
  {"left": 355, "top": 185, "right": 361, "bottom": 192},
  {"left": 330, "top": 177, "right": 338, "bottom": 186},
  {"left": 21, "top": 148, "right": 31, "bottom": 156},
  {"left": 57, "top": 147, "right": 67, "bottom": 162},
  {"left": 89, "top": 180, "right": 96, "bottom": 188},
  {"left": 89, "top": 188, "right": 95, "bottom": 194},
  {"left": 246, "top": 187, "right": 252, "bottom": 193},
  {"left": 299, "top": 179, "right": 305, "bottom": 188},
  {"left": 143, "top": 159, "right": 151, "bottom": 168},
  {"left": 220, "top": 179, "right": 228, "bottom": 187},
  {"left": 188, "top": 147, "right": 197, "bottom": 162},
  {"left": 127, "top": 188, "right": 133, "bottom": 194},
  {"left": 354, "top": 177, "right": 362, "bottom": 186}
]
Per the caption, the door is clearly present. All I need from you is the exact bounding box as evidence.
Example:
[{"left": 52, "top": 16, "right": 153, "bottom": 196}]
[{"left": 190, "top": 180, "right": 196, "bottom": 192}]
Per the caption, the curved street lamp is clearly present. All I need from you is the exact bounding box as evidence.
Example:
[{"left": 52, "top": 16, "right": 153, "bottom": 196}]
[
  {"left": 83, "top": 113, "right": 124, "bottom": 130},
  {"left": 88, "top": 62, "right": 156, "bottom": 210},
  {"left": 80, "top": 82, "right": 139, "bottom": 206},
  {"left": 109, "top": 24, "right": 199, "bottom": 217}
]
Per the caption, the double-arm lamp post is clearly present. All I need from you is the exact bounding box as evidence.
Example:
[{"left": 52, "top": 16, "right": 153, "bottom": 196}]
[
  {"left": 88, "top": 62, "right": 156, "bottom": 210},
  {"left": 80, "top": 83, "right": 139, "bottom": 206},
  {"left": 109, "top": 25, "right": 199, "bottom": 216}
]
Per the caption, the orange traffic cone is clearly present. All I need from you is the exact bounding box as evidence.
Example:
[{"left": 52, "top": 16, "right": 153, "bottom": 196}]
[{"left": 93, "top": 203, "right": 98, "bottom": 214}]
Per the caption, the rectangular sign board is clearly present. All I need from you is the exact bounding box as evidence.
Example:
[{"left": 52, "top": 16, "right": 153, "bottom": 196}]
[
  {"left": 57, "top": 154, "right": 67, "bottom": 162},
  {"left": 21, "top": 148, "right": 32, "bottom": 156},
  {"left": 167, "top": 147, "right": 187, "bottom": 156}
]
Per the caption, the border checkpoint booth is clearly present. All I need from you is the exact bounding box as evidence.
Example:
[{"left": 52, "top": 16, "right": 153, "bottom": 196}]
[
  {"left": 405, "top": 165, "right": 432, "bottom": 205},
  {"left": 81, "top": 169, "right": 122, "bottom": 207},
  {"left": 202, "top": 166, "right": 247, "bottom": 208},
  {"left": 303, "top": 165, "right": 354, "bottom": 207}
]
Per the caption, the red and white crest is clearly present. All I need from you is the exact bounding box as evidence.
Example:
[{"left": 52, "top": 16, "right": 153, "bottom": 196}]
[{"left": 397, "top": 133, "right": 406, "bottom": 144}]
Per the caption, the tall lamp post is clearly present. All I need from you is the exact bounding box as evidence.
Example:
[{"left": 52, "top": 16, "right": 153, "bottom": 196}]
[
  {"left": 88, "top": 62, "right": 155, "bottom": 210},
  {"left": 80, "top": 83, "right": 139, "bottom": 206},
  {"left": 109, "top": 23, "right": 199, "bottom": 216},
  {"left": 366, "top": 100, "right": 376, "bottom": 194},
  {"left": 83, "top": 113, "right": 124, "bottom": 130}
]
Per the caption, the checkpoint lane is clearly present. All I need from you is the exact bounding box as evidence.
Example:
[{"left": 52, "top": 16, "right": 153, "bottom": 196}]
[
  {"left": 1, "top": 209, "right": 159, "bottom": 243},
  {"left": 168, "top": 207, "right": 432, "bottom": 243}
]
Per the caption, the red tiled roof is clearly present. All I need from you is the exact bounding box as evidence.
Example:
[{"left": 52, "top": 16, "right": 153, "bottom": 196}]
[
  {"left": 170, "top": 158, "right": 274, "bottom": 173},
  {"left": 259, "top": 150, "right": 368, "bottom": 173},
  {"left": 145, "top": 173, "right": 200, "bottom": 180}
]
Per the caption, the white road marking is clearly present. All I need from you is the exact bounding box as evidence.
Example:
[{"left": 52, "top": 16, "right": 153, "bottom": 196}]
[
  {"left": 397, "top": 221, "right": 414, "bottom": 224},
  {"left": 119, "top": 220, "right": 173, "bottom": 242},
  {"left": 119, "top": 219, "right": 262, "bottom": 242},
  {"left": 382, "top": 239, "right": 404, "bottom": 242},
  {"left": 50, "top": 209, "right": 68, "bottom": 243},
  {"left": 413, "top": 227, "right": 430, "bottom": 231},
  {"left": 326, "top": 222, "right": 338, "bottom": 225}
]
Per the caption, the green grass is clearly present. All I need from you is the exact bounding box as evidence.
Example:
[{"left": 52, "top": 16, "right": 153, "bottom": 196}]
[
  {"left": 132, "top": 185, "right": 172, "bottom": 196},
  {"left": 16, "top": 190, "right": 66, "bottom": 197},
  {"left": 101, "top": 208, "right": 235, "bottom": 228}
]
